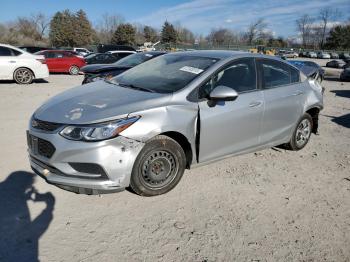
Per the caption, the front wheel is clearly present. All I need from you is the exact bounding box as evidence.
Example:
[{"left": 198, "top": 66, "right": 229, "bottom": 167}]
[
  {"left": 69, "top": 65, "right": 80, "bottom": 75},
  {"left": 130, "top": 135, "right": 186, "bottom": 196},
  {"left": 285, "top": 113, "right": 313, "bottom": 151},
  {"left": 14, "top": 68, "right": 34, "bottom": 84}
]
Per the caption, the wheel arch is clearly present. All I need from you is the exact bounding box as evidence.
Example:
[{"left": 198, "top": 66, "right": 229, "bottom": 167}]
[
  {"left": 13, "top": 66, "right": 35, "bottom": 78},
  {"left": 159, "top": 131, "right": 193, "bottom": 169},
  {"left": 305, "top": 107, "right": 320, "bottom": 134}
]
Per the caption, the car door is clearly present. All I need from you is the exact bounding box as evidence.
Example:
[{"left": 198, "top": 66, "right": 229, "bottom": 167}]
[
  {"left": 44, "top": 51, "right": 59, "bottom": 71},
  {"left": 257, "top": 58, "right": 304, "bottom": 145},
  {"left": 198, "top": 58, "right": 264, "bottom": 163},
  {"left": 57, "top": 52, "right": 71, "bottom": 71},
  {"left": 0, "top": 46, "right": 20, "bottom": 78}
]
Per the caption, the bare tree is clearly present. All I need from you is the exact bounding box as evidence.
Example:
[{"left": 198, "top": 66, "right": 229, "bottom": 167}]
[
  {"left": 31, "top": 13, "right": 50, "bottom": 40},
  {"left": 319, "top": 8, "right": 341, "bottom": 48},
  {"left": 95, "top": 13, "right": 125, "bottom": 43},
  {"left": 296, "top": 14, "right": 314, "bottom": 48},
  {"left": 207, "top": 28, "right": 237, "bottom": 46},
  {"left": 246, "top": 18, "right": 268, "bottom": 45}
]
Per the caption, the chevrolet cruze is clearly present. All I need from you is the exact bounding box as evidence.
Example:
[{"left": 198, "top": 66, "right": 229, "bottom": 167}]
[{"left": 27, "top": 51, "right": 323, "bottom": 196}]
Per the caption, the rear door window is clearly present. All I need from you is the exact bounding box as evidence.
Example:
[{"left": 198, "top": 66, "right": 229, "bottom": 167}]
[
  {"left": 259, "top": 59, "right": 291, "bottom": 88},
  {"left": 0, "top": 47, "right": 14, "bottom": 56}
]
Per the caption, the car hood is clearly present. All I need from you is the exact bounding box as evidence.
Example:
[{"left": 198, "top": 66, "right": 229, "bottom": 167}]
[
  {"left": 81, "top": 64, "right": 131, "bottom": 73},
  {"left": 34, "top": 81, "right": 171, "bottom": 124}
]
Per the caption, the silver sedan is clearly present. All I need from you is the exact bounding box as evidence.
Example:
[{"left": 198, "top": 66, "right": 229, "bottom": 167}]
[{"left": 27, "top": 51, "right": 324, "bottom": 196}]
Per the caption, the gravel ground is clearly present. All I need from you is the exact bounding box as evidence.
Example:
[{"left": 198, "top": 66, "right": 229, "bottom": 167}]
[{"left": 0, "top": 64, "right": 349, "bottom": 262}]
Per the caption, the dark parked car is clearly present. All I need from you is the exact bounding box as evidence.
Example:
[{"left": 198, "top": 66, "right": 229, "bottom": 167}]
[
  {"left": 326, "top": 60, "right": 346, "bottom": 69},
  {"left": 288, "top": 60, "right": 325, "bottom": 81},
  {"left": 18, "top": 46, "right": 53, "bottom": 53},
  {"left": 81, "top": 51, "right": 166, "bottom": 84},
  {"left": 340, "top": 68, "right": 350, "bottom": 81},
  {"left": 84, "top": 53, "right": 121, "bottom": 64},
  {"left": 97, "top": 44, "right": 136, "bottom": 53}
]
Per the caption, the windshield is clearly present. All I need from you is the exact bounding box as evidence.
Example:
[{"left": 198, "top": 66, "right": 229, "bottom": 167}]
[
  {"left": 85, "top": 54, "right": 97, "bottom": 59},
  {"left": 111, "top": 54, "right": 218, "bottom": 93},
  {"left": 114, "top": 53, "right": 159, "bottom": 67}
]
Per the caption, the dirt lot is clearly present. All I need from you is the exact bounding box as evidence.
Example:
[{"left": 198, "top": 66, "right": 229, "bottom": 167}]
[{"left": 0, "top": 62, "right": 349, "bottom": 261}]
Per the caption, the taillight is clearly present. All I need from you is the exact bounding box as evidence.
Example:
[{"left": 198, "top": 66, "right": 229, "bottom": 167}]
[{"left": 36, "top": 59, "right": 46, "bottom": 64}]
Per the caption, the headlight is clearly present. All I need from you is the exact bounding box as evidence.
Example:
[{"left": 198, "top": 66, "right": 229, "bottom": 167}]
[
  {"left": 91, "top": 74, "right": 114, "bottom": 82},
  {"left": 91, "top": 76, "right": 104, "bottom": 82},
  {"left": 59, "top": 116, "right": 140, "bottom": 141}
]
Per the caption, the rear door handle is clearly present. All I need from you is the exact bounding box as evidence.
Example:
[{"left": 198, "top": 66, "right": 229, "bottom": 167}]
[
  {"left": 249, "top": 101, "right": 262, "bottom": 107},
  {"left": 8, "top": 61, "right": 16, "bottom": 63}
]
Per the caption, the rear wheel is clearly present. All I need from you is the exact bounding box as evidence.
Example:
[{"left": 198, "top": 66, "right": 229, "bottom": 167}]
[
  {"left": 14, "top": 68, "right": 33, "bottom": 84},
  {"left": 285, "top": 113, "right": 313, "bottom": 150},
  {"left": 69, "top": 65, "right": 80, "bottom": 75},
  {"left": 130, "top": 135, "right": 186, "bottom": 196}
]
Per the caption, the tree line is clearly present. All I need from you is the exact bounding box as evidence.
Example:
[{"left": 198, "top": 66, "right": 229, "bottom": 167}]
[{"left": 0, "top": 8, "right": 349, "bottom": 50}]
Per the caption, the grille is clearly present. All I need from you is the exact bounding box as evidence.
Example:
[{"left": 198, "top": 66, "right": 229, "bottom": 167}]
[
  {"left": 37, "top": 138, "right": 56, "bottom": 158},
  {"left": 32, "top": 118, "right": 62, "bottom": 132}
]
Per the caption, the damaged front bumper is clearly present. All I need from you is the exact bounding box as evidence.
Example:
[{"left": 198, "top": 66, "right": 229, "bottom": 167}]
[{"left": 27, "top": 128, "right": 144, "bottom": 194}]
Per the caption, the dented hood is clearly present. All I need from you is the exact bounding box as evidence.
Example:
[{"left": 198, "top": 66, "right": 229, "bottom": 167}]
[{"left": 34, "top": 81, "right": 171, "bottom": 124}]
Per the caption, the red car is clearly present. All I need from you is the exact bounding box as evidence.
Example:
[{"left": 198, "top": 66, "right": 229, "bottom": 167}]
[{"left": 35, "top": 50, "right": 86, "bottom": 75}]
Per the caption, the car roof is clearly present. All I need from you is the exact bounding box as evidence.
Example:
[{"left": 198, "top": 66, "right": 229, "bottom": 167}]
[
  {"left": 170, "top": 50, "right": 249, "bottom": 59},
  {"left": 168, "top": 50, "right": 288, "bottom": 63}
]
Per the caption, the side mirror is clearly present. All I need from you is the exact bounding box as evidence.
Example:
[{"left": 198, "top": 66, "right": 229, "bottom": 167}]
[{"left": 209, "top": 85, "right": 239, "bottom": 101}]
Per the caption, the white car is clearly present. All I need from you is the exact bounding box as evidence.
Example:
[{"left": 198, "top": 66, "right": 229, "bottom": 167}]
[
  {"left": 317, "top": 52, "right": 331, "bottom": 59},
  {"left": 0, "top": 44, "right": 49, "bottom": 84},
  {"left": 106, "top": 50, "right": 137, "bottom": 60},
  {"left": 307, "top": 52, "right": 317, "bottom": 58},
  {"left": 73, "top": 48, "right": 91, "bottom": 56}
]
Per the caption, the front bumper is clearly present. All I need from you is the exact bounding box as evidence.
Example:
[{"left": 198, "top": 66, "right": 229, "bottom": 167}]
[{"left": 27, "top": 128, "right": 144, "bottom": 194}]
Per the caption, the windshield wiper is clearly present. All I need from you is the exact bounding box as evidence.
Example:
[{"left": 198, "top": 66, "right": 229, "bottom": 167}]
[{"left": 118, "top": 83, "right": 156, "bottom": 93}]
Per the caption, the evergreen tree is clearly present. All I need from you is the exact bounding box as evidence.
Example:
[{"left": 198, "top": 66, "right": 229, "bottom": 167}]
[
  {"left": 143, "top": 26, "right": 158, "bottom": 42},
  {"left": 326, "top": 24, "right": 350, "bottom": 50},
  {"left": 111, "top": 23, "right": 135, "bottom": 45},
  {"left": 49, "top": 9, "right": 94, "bottom": 47},
  {"left": 74, "top": 9, "right": 94, "bottom": 46},
  {"left": 161, "top": 21, "right": 177, "bottom": 44}
]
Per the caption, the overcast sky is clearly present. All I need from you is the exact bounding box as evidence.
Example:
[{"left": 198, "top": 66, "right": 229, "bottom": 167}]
[{"left": 1, "top": 0, "right": 349, "bottom": 37}]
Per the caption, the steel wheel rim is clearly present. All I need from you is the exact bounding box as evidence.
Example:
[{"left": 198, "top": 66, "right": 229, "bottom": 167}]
[
  {"left": 70, "top": 66, "right": 79, "bottom": 75},
  {"left": 16, "top": 69, "right": 31, "bottom": 83},
  {"left": 140, "top": 150, "right": 178, "bottom": 189},
  {"left": 296, "top": 119, "right": 311, "bottom": 147}
]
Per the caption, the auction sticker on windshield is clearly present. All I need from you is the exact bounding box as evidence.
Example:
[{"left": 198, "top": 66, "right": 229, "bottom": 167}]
[{"left": 180, "top": 66, "right": 204, "bottom": 74}]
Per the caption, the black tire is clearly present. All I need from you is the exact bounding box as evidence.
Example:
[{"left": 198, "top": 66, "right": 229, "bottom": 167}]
[
  {"left": 14, "top": 68, "right": 34, "bottom": 84},
  {"left": 69, "top": 65, "right": 80, "bottom": 75},
  {"left": 130, "top": 135, "right": 186, "bottom": 196},
  {"left": 285, "top": 113, "right": 313, "bottom": 151}
]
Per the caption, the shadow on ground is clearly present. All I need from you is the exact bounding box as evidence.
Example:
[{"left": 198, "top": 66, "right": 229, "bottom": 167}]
[
  {"left": 0, "top": 79, "right": 49, "bottom": 84},
  {"left": 330, "top": 90, "right": 350, "bottom": 98},
  {"left": 322, "top": 113, "right": 350, "bottom": 128},
  {"left": 0, "top": 171, "right": 55, "bottom": 262}
]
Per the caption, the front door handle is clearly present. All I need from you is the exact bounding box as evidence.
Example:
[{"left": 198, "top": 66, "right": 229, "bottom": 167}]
[
  {"left": 249, "top": 101, "right": 262, "bottom": 107},
  {"left": 8, "top": 61, "right": 16, "bottom": 63}
]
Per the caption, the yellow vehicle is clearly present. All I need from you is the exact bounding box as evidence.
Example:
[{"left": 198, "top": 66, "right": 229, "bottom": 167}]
[{"left": 249, "top": 45, "right": 276, "bottom": 56}]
